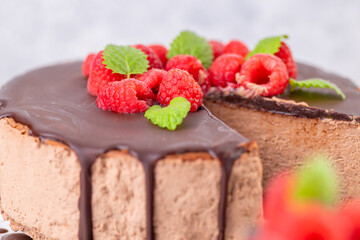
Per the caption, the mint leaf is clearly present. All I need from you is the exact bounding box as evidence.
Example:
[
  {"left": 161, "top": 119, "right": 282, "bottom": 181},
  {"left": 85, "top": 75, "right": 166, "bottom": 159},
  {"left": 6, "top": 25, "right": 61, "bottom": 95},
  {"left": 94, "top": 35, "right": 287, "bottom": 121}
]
[
  {"left": 167, "top": 31, "right": 213, "bottom": 69},
  {"left": 103, "top": 44, "right": 149, "bottom": 78},
  {"left": 145, "top": 97, "right": 191, "bottom": 130},
  {"left": 246, "top": 35, "right": 288, "bottom": 60},
  {"left": 293, "top": 155, "right": 338, "bottom": 206},
  {"left": 289, "top": 78, "right": 346, "bottom": 99}
]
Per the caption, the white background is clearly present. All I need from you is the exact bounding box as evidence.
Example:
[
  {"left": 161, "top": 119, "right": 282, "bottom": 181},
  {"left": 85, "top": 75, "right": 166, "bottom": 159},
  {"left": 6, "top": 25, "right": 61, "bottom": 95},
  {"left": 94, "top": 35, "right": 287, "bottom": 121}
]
[{"left": 0, "top": 0, "right": 359, "bottom": 85}]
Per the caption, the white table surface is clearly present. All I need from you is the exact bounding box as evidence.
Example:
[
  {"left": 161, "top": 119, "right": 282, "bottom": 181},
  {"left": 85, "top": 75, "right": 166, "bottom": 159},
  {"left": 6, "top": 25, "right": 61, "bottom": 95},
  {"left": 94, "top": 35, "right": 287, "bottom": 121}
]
[{"left": 0, "top": 0, "right": 359, "bottom": 85}]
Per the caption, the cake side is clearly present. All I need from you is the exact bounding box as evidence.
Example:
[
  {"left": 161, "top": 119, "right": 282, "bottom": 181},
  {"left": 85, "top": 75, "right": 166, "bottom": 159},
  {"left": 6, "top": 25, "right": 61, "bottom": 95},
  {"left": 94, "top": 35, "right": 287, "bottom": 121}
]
[
  {"left": 0, "top": 118, "right": 81, "bottom": 240},
  {"left": 205, "top": 100, "right": 360, "bottom": 198},
  {"left": 0, "top": 117, "right": 262, "bottom": 240}
]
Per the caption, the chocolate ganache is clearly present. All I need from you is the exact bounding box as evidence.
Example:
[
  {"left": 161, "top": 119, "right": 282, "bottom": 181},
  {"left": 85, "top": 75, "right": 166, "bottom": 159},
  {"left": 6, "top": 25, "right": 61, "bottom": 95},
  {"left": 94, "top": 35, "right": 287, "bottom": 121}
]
[
  {"left": 207, "top": 63, "right": 360, "bottom": 121},
  {"left": 0, "top": 62, "right": 248, "bottom": 240}
]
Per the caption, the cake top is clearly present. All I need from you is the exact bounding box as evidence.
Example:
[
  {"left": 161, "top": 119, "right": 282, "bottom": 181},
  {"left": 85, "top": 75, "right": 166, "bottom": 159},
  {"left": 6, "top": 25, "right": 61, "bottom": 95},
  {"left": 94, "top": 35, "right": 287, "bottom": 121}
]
[
  {"left": 283, "top": 63, "right": 360, "bottom": 117},
  {"left": 207, "top": 62, "right": 360, "bottom": 121},
  {"left": 0, "top": 62, "right": 247, "bottom": 161}
]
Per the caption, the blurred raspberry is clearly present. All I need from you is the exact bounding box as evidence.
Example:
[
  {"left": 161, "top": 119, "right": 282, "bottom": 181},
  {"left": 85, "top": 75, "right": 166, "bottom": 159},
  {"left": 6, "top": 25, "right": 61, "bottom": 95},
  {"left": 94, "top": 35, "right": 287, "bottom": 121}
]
[
  {"left": 82, "top": 53, "right": 95, "bottom": 77},
  {"left": 157, "top": 69, "right": 203, "bottom": 112},
  {"left": 264, "top": 174, "right": 295, "bottom": 222},
  {"left": 149, "top": 44, "right": 168, "bottom": 66},
  {"left": 137, "top": 68, "right": 166, "bottom": 91},
  {"left": 340, "top": 200, "right": 360, "bottom": 240},
  {"left": 96, "top": 79, "right": 156, "bottom": 113},
  {"left": 236, "top": 54, "right": 289, "bottom": 97},
  {"left": 132, "top": 44, "right": 163, "bottom": 69},
  {"left": 269, "top": 205, "right": 340, "bottom": 240},
  {"left": 208, "top": 53, "right": 244, "bottom": 87},
  {"left": 87, "top": 51, "right": 126, "bottom": 96},
  {"left": 223, "top": 40, "right": 249, "bottom": 58},
  {"left": 275, "top": 42, "right": 298, "bottom": 79},
  {"left": 208, "top": 40, "right": 224, "bottom": 59}
]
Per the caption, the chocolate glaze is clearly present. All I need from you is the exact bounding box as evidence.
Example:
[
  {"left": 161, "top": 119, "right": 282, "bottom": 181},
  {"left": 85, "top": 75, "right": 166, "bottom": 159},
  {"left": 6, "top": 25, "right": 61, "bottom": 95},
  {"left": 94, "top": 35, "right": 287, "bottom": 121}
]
[
  {"left": 0, "top": 62, "right": 248, "bottom": 240},
  {"left": 0, "top": 228, "right": 8, "bottom": 234},
  {"left": 1, "top": 233, "right": 32, "bottom": 240},
  {"left": 206, "top": 63, "right": 360, "bottom": 121}
]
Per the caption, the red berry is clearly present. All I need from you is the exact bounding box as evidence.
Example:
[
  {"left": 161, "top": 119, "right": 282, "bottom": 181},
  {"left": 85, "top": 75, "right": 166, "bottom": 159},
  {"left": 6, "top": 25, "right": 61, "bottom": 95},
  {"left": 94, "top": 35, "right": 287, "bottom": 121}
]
[
  {"left": 149, "top": 44, "right": 168, "bottom": 66},
  {"left": 87, "top": 51, "right": 126, "bottom": 96},
  {"left": 158, "top": 69, "right": 203, "bottom": 112},
  {"left": 96, "top": 79, "right": 156, "bottom": 114},
  {"left": 82, "top": 53, "right": 95, "bottom": 77},
  {"left": 208, "top": 53, "right": 244, "bottom": 87},
  {"left": 165, "top": 55, "right": 206, "bottom": 83},
  {"left": 132, "top": 44, "right": 163, "bottom": 69},
  {"left": 223, "top": 40, "right": 249, "bottom": 58},
  {"left": 199, "top": 70, "right": 211, "bottom": 94},
  {"left": 208, "top": 40, "right": 224, "bottom": 59},
  {"left": 236, "top": 54, "right": 289, "bottom": 97},
  {"left": 275, "top": 42, "right": 298, "bottom": 79},
  {"left": 137, "top": 68, "right": 166, "bottom": 91}
]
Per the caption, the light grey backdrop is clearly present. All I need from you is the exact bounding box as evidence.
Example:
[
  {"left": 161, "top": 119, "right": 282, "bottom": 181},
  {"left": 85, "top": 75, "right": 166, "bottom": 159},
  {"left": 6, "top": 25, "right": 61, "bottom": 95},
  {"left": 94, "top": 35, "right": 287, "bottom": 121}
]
[{"left": 0, "top": 0, "right": 359, "bottom": 85}]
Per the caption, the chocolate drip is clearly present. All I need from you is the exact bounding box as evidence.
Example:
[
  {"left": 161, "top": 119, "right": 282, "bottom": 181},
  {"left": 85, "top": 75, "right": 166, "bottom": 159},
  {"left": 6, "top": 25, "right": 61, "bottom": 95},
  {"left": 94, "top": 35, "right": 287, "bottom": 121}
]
[
  {"left": 0, "top": 228, "right": 8, "bottom": 234},
  {"left": 1, "top": 233, "right": 32, "bottom": 240},
  {"left": 0, "top": 62, "right": 248, "bottom": 240},
  {"left": 214, "top": 144, "right": 246, "bottom": 240},
  {"left": 207, "top": 63, "right": 360, "bottom": 121}
]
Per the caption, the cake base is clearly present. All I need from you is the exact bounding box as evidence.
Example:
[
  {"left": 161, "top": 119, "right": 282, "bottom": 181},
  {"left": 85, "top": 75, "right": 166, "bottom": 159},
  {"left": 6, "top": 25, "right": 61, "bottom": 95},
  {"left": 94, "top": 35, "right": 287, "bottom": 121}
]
[{"left": 0, "top": 117, "right": 263, "bottom": 240}]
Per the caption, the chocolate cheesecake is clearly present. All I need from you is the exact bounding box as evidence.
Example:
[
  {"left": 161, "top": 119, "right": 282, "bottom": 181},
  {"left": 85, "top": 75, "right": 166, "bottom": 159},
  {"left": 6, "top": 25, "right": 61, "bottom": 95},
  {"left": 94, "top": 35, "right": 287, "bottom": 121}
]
[
  {"left": 205, "top": 62, "right": 360, "bottom": 198},
  {"left": 0, "top": 62, "right": 262, "bottom": 239}
]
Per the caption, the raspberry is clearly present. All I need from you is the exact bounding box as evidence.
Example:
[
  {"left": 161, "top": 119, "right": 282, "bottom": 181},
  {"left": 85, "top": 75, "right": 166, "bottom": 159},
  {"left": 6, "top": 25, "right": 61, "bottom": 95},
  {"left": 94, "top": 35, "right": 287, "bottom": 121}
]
[
  {"left": 158, "top": 69, "right": 203, "bottom": 112},
  {"left": 87, "top": 51, "right": 126, "bottom": 96},
  {"left": 208, "top": 53, "right": 244, "bottom": 87},
  {"left": 132, "top": 44, "right": 163, "bottom": 69},
  {"left": 199, "top": 71, "right": 211, "bottom": 94},
  {"left": 165, "top": 55, "right": 206, "bottom": 83},
  {"left": 208, "top": 40, "right": 224, "bottom": 59},
  {"left": 275, "top": 42, "right": 298, "bottom": 79},
  {"left": 82, "top": 53, "right": 95, "bottom": 77},
  {"left": 137, "top": 68, "right": 166, "bottom": 91},
  {"left": 96, "top": 79, "right": 156, "bottom": 114},
  {"left": 236, "top": 54, "right": 289, "bottom": 97},
  {"left": 149, "top": 44, "right": 168, "bottom": 66},
  {"left": 223, "top": 40, "right": 249, "bottom": 58}
]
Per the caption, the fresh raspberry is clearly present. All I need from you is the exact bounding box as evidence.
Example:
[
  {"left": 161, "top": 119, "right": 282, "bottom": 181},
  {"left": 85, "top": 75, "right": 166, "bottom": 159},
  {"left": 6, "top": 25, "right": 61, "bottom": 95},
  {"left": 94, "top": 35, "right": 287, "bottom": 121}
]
[
  {"left": 208, "top": 40, "right": 224, "bottom": 59},
  {"left": 132, "top": 44, "right": 163, "bottom": 69},
  {"left": 137, "top": 68, "right": 166, "bottom": 91},
  {"left": 165, "top": 55, "right": 206, "bottom": 83},
  {"left": 236, "top": 54, "right": 289, "bottom": 97},
  {"left": 82, "top": 53, "right": 95, "bottom": 77},
  {"left": 158, "top": 69, "right": 203, "bottom": 112},
  {"left": 275, "top": 42, "right": 298, "bottom": 79},
  {"left": 223, "top": 40, "right": 249, "bottom": 58},
  {"left": 87, "top": 51, "right": 126, "bottom": 96},
  {"left": 208, "top": 53, "right": 245, "bottom": 87},
  {"left": 149, "top": 44, "right": 168, "bottom": 66},
  {"left": 199, "top": 71, "right": 211, "bottom": 94},
  {"left": 96, "top": 79, "right": 156, "bottom": 114}
]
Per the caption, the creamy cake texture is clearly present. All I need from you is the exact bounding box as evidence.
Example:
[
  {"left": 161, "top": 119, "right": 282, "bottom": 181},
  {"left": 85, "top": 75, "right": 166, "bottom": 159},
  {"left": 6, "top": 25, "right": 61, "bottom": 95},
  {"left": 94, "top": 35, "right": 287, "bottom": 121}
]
[
  {"left": 0, "top": 62, "right": 262, "bottom": 240},
  {"left": 206, "top": 63, "right": 360, "bottom": 198}
]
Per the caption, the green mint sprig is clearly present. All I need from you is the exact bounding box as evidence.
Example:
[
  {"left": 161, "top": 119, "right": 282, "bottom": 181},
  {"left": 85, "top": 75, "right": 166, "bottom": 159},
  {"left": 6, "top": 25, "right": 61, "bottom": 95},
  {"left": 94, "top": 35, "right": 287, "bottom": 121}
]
[
  {"left": 144, "top": 97, "right": 191, "bottom": 130},
  {"left": 293, "top": 155, "right": 338, "bottom": 206},
  {"left": 246, "top": 35, "right": 288, "bottom": 60},
  {"left": 167, "top": 30, "right": 213, "bottom": 69},
  {"left": 103, "top": 44, "right": 149, "bottom": 78},
  {"left": 289, "top": 78, "right": 346, "bottom": 99}
]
